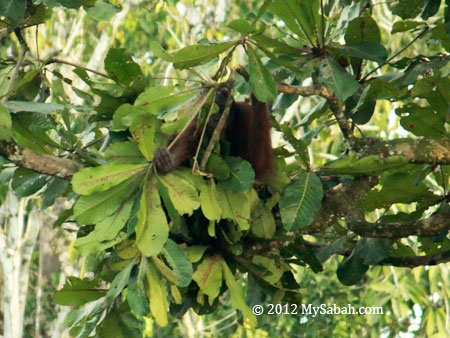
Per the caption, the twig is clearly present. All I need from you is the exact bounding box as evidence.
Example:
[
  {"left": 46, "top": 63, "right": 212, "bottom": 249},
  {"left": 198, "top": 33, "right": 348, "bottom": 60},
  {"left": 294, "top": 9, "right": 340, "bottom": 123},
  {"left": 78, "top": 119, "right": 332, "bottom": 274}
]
[
  {"left": 42, "top": 58, "right": 113, "bottom": 80},
  {"left": 361, "top": 26, "right": 429, "bottom": 81},
  {"left": 200, "top": 74, "right": 236, "bottom": 170}
]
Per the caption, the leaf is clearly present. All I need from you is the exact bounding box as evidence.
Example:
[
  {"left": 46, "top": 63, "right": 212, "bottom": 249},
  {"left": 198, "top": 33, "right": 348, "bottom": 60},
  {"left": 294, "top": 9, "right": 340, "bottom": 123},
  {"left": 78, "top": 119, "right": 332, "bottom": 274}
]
[
  {"left": 41, "top": 177, "right": 70, "bottom": 209},
  {"left": 193, "top": 255, "right": 224, "bottom": 305},
  {"left": 54, "top": 277, "right": 105, "bottom": 306},
  {"left": 146, "top": 262, "right": 169, "bottom": 327},
  {"left": 321, "top": 155, "right": 409, "bottom": 176},
  {"left": 268, "top": 0, "right": 321, "bottom": 45},
  {"left": 316, "top": 234, "right": 356, "bottom": 263},
  {"left": 149, "top": 41, "right": 173, "bottom": 62},
  {"left": 337, "top": 241, "right": 370, "bottom": 286},
  {"left": 227, "top": 19, "right": 254, "bottom": 34},
  {"left": 72, "top": 164, "right": 148, "bottom": 195},
  {"left": 205, "top": 153, "right": 230, "bottom": 180},
  {"left": 397, "top": 104, "right": 447, "bottom": 139},
  {"left": 127, "top": 281, "right": 149, "bottom": 317},
  {"left": 159, "top": 172, "right": 200, "bottom": 216},
  {"left": 391, "top": 20, "right": 424, "bottom": 33},
  {"left": 222, "top": 261, "right": 257, "bottom": 328},
  {"left": 136, "top": 174, "right": 169, "bottom": 257},
  {"left": 130, "top": 113, "right": 158, "bottom": 160},
  {"left": 73, "top": 177, "right": 139, "bottom": 225},
  {"left": 172, "top": 41, "right": 236, "bottom": 69},
  {"left": 363, "top": 171, "right": 440, "bottom": 211},
  {"left": 185, "top": 245, "right": 209, "bottom": 263},
  {"left": 345, "top": 17, "right": 381, "bottom": 45},
  {"left": 220, "top": 157, "right": 255, "bottom": 193},
  {"left": 134, "top": 86, "right": 197, "bottom": 115},
  {"left": 247, "top": 45, "right": 277, "bottom": 102},
  {"left": 106, "top": 259, "right": 137, "bottom": 304},
  {"left": 216, "top": 185, "right": 251, "bottom": 231},
  {"left": 0, "top": 103, "right": 12, "bottom": 141},
  {"left": 74, "top": 196, "right": 135, "bottom": 255},
  {"left": 200, "top": 181, "right": 222, "bottom": 221},
  {"left": 251, "top": 200, "right": 276, "bottom": 239},
  {"left": 104, "top": 48, "right": 144, "bottom": 87},
  {"left": 105, "top": 141, "right": 147, "bottom": 164},
  {"left": 392, "top": 0, "right": 424, "bottom": 19},
  {"left": 279, "top": 172, "right": 323, "bottom": 230},
  {"left": 11, "top": 168, "right": 50, "bottom": 197},
  {"left": 319, "top": 57, "right": 360, "bottom": 101},
  {"left": 0, "top": 0, "right": 26, "bottom": 28},
  {"left": 160, "top": 239, "right": 193, "bottom": 287},
  {"left": 86, "top": 1, "right": 121, "bottom": 21},
  {"left": 331, "top": 43, "right": 388, "bottom": 63},
  {"left": 5, "top": 101, "right": 91, "bottom": 114}
]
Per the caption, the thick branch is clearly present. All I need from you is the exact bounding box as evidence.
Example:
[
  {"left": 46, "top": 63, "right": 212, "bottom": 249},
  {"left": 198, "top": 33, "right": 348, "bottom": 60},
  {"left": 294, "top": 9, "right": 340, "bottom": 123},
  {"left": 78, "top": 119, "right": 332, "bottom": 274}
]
[
  {"left": 0, "top": 140, "right": 83, "bottom": 180},
  {"left": 357, "top": 137, "right": 450, "bottom": 165},
  {"left": 346, "top": 207, "right": 450, "bottom": 238}
]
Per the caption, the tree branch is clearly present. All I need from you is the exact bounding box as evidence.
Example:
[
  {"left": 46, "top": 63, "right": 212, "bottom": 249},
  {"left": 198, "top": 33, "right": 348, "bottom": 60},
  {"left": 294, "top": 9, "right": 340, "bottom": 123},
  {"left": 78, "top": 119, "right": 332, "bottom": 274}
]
[
  {"left": 346, "top": 206, "right": 450, "bottom": 238},
  {"left": 0, "top": 140, "right": 83, "bottom": 180}
]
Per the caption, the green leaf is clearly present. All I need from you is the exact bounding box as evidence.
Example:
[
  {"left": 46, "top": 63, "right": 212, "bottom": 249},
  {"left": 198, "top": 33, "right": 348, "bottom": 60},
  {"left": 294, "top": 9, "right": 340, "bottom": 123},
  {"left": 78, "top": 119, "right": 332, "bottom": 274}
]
[
  {"left": 172, "top": 41, "right": 236, "bottom": 69},
  {"left": 72, "top": 164, "right": 148, "bottom": 195},
  {"left": 227, "top": 19, "right": 254, "bottom": 34},
  {"left": 269, "top": 0, "right": 321, "bottom": 45},
  {"left": 395, "top": 56, "right": 450, "bottom": 87},
  {"left": 11, "top": 168, "right": 50, "bottom": 197},
  {"left": 363, "top": 171, "right": 441, "bottom": 211},
  {"left": 54, "top": 277, "right": 105, "bottom": 306},
  {"left": 0, "top": 0, "right": 26, "bottom": 28},
  {"left": 159, "top": 172, "right": 200, "bottom": 216},
  {"left": 0, "top": 104, "right": 13, "bottom": 141},
  {"left": 86, "top": 1, "right": 121, "bottom": 21},
  {"left": 104, "top": 48, "right": 144, "bottom": 87},
  {"left": 149, "top": 41, "right": 174, "bottom": 62},
  {"left": 321, "top": 155, "right": 409, "bottom": 176},
  {"left": 337, "top": 240, "right": 370, "bottom": 286},
  {"left": 205, "top": 153, "right": 230, "bottom": 180},
  {"left": 127, "top": 281, "right": 149, "bottom": 317},
  {"left": 134, "top": 86, "right": 197, "bottom": 115},
  {"left": 397, "top": 104, "right": 447, "bottom": 139},
  {"left": 41, "top": 177, "right": 69, "bottom": 209},
  {"left": 105, "top": 141, "right": 147, "bottom": 164},
  {"left": 185, "top": 245, "right": 209, "bottom": 263},
  {"left": 5, "top": 101, "right": 91, "bottom": 114},
  {"left": 247, "top": 45, "right": 277, "bottom": 102},
  {"left": 391, "top": 20, "right": 424, "bottom": 33},
  {"left": 220, "top": 157, "right": 255, "bottom": 193},
  {"left": 136, "top": 174, "right": 169, "bottom": 257},
  {"left": 392, "top": 0, "right": 424, "bottom": 19},
  {"left": 193, "top": 255, "right": 223, "bottom": 305},
  {"left": 345, "top": 17, "right": 381, "bottom": 45},
  {"left": 279, "top": 172, "right": 323, "bottom": 230},
  {"left": 222, "top": 261, "right": 257, "bottom": 328},
  {"left": 146, "top": 262, "right": 169, "bottom": 327},
  {"left": 106, "top": 259, "right": 137, "bottom": 303},
  {"left": 251, "top": 200, "right": 276, "bottom": 239},
  {"left": 160, "top": 239, "right": 193, "bottom": 287},
  {"left": 73, "top": 177, "right": 139, "bottom": 225},
  {"left": 130, "top": 113, "right": 158, "bottom": 160},
  {"left": 74, "top": 195, "right": 135, "bottom": 255},
  {"left": 216, "top": 185, "right": 251, "bottom": 231},
  {"left": 200, "top": 180, "right": 222, "bottom": 221},
  {"left": 331, "top": 43, "right": 388, "bottom": 63},
  {"left": 319, "top": 57, "right": 360, "bottom": 101}
]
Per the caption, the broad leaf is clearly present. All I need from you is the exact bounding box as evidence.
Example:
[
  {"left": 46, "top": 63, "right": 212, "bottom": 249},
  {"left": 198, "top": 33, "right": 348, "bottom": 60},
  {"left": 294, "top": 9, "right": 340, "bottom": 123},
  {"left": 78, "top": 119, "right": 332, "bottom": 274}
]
[
  {"left": 172, "top": 41, "right": 236, "bottom": 69},
  {"left": 279, "top": 172, "right": 323, "bottom": 230}
]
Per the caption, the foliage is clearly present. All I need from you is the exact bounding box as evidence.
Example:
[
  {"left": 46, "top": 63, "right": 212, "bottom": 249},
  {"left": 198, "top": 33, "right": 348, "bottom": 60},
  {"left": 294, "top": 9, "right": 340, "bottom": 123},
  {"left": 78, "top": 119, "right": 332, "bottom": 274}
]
[{"left": 0, "top": 0, "right": 450, "bottom": 337}]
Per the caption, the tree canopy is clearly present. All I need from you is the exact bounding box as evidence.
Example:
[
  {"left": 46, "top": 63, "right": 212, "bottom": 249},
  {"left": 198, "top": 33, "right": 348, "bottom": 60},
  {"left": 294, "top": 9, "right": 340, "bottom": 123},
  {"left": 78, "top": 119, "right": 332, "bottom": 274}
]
[{"left": 0, "top": 0, "right": 449, "bottom": 337}]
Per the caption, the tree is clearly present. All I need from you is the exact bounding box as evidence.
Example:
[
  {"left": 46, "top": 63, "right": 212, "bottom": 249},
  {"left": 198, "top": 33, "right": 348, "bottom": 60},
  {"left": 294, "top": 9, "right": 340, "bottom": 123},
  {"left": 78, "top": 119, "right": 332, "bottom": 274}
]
[{"left": 0, "top": 0, "right": 449, "bottom": 337}]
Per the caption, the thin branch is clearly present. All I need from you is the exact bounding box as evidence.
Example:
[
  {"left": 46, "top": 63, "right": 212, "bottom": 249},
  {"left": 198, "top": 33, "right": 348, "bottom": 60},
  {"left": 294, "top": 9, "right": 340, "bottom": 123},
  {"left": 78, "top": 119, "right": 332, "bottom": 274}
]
[
  {"left": 42, "top": 58, "right": 113, "bottom": 80},
  {"left": 361, "top": 26, "right": 430, "bottom": 82}
]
